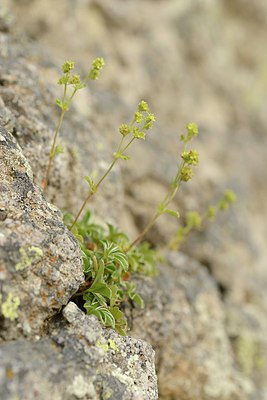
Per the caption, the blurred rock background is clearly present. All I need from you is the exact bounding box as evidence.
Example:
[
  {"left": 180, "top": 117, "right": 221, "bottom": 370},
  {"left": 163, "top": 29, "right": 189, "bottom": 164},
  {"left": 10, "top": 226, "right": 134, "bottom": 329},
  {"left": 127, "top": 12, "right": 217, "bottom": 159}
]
[{"left": 1, "top": 0, "right": 267, "bottom": 398}]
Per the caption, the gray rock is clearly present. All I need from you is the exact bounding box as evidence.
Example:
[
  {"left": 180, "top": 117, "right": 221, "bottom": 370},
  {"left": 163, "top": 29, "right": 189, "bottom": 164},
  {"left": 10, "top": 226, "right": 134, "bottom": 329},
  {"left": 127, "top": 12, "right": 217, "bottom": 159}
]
[
  {"left": 0, "top": 127, "right": 84, "bottom": 339},
  {"left": 129, "top": 252, "right": 253, "bottom": 400},
  {"left": 0, "top": 19, "right": 158, "bottom": 399},
  {"left": 0, "top": 302, "right": 158, "bottom": 400},
  {"left": 1, "top": 1, "right": 267, "bottom": 398},
  {"left": 0, "top": 26, "right": 123, "bottom": 223}
]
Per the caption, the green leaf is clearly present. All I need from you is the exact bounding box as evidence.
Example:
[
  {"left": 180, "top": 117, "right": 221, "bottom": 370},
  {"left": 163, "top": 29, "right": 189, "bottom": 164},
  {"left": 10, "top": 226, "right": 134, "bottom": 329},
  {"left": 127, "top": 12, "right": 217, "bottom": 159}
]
[
  {"left": 113, "top": 152, "right": 130, "bottom": 160},
  {"left": 102, "top": 241, "right": 128, "bottom": 272},
  {"left": 164, "top": 208, "right": 180, "bottom": 218},
  {"left": 131, "top": 293, "right": 144, "bottom": 308},
  {"left": 110, "top": 306, "right": 128, "bottom": 335},
  {"left": 85, "top": 302, "right": 115, "bottom": 328},
  {"left": 84, "top": 176, "right": 97, "bottom": 193},
  {"left": 90, "top": 259, "right": 105, "bottom": 288},
  {"left": 56, "top": 98, "right": 63, "bottom": 109},
  {"left": 88, "top": 281, "right": 111, "bottom": 299},
  {"left": 54, "top": 145, "right": 64, "bottom": 155}
]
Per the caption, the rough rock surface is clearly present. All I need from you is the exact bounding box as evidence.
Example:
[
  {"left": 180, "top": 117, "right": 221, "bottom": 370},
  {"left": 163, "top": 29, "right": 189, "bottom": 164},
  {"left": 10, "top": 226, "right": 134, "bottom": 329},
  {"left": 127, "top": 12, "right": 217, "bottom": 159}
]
[
  {"left": 0, "top": 16, "right": 158, "bottom": 399},
  {"left": 1, "top": 1, "right": 267, "bottom": 399},
  {"left": 6, "top": 1, "right": 265, "bottom": 397},
  {"left": 0, "top": 21, "right": 123, "bottom": 222},
  {"left": 0, "top": 127, "right": 84, "bottom": 339},
  {"left": 128, "top": 252, "right": 253, "bottom": 400},
  {"left": 0, "top": 302, "right": 157, "bottom": 400}
]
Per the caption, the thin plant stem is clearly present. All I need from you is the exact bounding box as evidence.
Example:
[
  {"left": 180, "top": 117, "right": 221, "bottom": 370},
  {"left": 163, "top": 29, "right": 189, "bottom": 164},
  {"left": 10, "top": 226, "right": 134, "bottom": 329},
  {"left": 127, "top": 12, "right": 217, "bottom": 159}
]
[
  {"left": 127, "top": 212, "right": 160, "bottom": 250},
  {"left": 128, "top": 159, "right": 186, "bottom": 250},
  {"left": 70, "top": 158, "right": 117, "bottom": 231},
  {"left": 70, "top": 135, "right": 137, "bottom": 231},
  {"left": 43, "top": 108, "right": 66, "bottom": 192},
  {"left": 43, "top": 84, "right": 75, "bottom": 193}
]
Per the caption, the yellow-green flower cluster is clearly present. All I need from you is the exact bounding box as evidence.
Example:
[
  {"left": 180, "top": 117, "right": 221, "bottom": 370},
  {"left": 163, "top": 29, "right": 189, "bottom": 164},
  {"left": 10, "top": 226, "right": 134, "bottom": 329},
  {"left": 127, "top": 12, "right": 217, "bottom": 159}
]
[
  {"left": 186, "top": 211, "right": 202, "bottom": 228},
  {"left": 178, "top": 123, "right": 199, "bottom": 183},
  {"left": 134, "top": 112, "right": 143, "bottom": 124},
  {"left": 180, "top": 122, "right": 199, "bottom": 143},
  {"left": 68, "top": 74, "right": 81, "bottom": 86},
  {"left": 58, "top": 60, "right": 83, "bottom": 90},
  {"left": 207, "top": 190, "right": 237, "bottom": 220},
  {"left": 62, "top": 60, "right": 74, "bottom": 73},
  {"left": 219, "top": 190, "right": 237, "bottom": 210},
  {"left": 119, "top": 101, "right": 155, "bottom": 141},
  {"left": 138, "top": 100, "right": 149, "bottom": 112},
  {"left": 88, "top": 57, "right": 105, "bottom": 80},
  {"left": 181, "top": 150, "right": 199, "bottom": 166},
  {"left": 119, "top": 124, "right": 131, "bottom": 137},
  {"left": 180, "top": 165, "right": 194, "bottom": 182}
]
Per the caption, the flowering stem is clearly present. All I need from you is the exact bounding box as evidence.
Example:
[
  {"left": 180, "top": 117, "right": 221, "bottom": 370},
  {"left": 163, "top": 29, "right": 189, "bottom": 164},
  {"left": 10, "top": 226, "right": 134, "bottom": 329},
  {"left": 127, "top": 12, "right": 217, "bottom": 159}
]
[
  {"left": 70, "top": 158, "right": 117, "bottom": 231},
  {"left": 43, "top": 107, "right": 66, "bottom": 193},
  {"left": 128, "top": 158, "right": 188, "bottom": 250},
  {"left": 70, "top": 131, "right": 140, "bottom": 231},
  {"left": 43, "top": 83, "right": 73, "bottom": 193}
]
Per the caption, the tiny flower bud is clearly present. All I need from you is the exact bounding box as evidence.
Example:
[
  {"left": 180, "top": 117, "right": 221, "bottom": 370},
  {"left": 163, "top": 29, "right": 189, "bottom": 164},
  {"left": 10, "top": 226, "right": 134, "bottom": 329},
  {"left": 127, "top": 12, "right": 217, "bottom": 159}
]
[
  {"left": 62, "top": 61, "right": 75, "bottom": 73},
  {"left": 186, "top": 211, "right": 202, "bottom": 228},
  {"left": 180, "top": 166, "right": 193, "bottom": 182},
  {"left": 207, "top": 206, "right": 217, "bottom": 221},
  {"left": 134, "top": 112, "right": 143, "bottom": 124},
  {"left": 186, "top": 122, "right": 198, "bottom": 139},
  {"left": 119, "top": 124, "right": 131, "bottom": 136},
  {"left": 92, "top": 57, "right": 105, "bottom": 70},
  {"left": 138, "top": 100, "right": 149, "bottom": 112},
  {"left": 88, "top": 57, "right": 105, "bottom": 80},
  {"left": 219, "top": 200, "right": 229, "bottom": 210},
  {"left": 68, "top": 74, "right": 81, "bottom": 86},
  {"left": 144, "top": 113, "right": 155, "bottom": 130},
  {"left": 58, "top": 75, "right": 69, "bottom": 85},
  {"left": 224, "top": 190, "right": 236, "bottom": 204},
  {"left": 133, "top": 126, "right": 146, "bottom": 140},
  {"left": 181, "top": 150, "right": 199, "bottom": 166}
]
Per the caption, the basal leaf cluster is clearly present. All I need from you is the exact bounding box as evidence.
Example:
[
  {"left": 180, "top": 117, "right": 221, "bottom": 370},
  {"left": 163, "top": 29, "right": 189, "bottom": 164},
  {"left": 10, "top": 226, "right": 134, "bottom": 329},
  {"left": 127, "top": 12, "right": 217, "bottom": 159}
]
[{"left": 64, "top": 211, "right": 157, "bottom": 335}]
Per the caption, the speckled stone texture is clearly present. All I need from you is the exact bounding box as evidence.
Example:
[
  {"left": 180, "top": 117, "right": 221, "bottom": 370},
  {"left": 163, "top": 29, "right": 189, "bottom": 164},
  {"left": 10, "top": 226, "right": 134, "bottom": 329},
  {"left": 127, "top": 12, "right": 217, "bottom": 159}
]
[
  {"left": 0, "top": 302, "right": 158, "bottom": 400},
  {"left": 0, "top": 127, "right": 84, "bottom": 339},
  {"left": 0, "top": 17, "right": 158, "bottom": 399},
  {"left": 129, "top": 252, "right": 253, "bottom": 400},
  {"left": 1, "top": 1, "right": 267, "bottom": 398},
  {"left": 0, "top": 24, "right": 123, "bottom": 222}
]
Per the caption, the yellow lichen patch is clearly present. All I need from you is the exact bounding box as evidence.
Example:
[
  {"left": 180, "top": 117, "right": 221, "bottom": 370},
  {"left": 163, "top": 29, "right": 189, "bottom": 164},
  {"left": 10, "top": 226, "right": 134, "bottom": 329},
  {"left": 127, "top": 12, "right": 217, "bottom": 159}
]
[
  {"left": 16, "top": 246, "right": 43, "bottom": 271},
  {"left": 6, "top": 367, "right": 14, "bottom": 380},
  {"left": 108, "top": 339, "right": 118, "bottom": 352},
  {"left": 96, "top": 339, "right": 119, "bottom": 352},
  {"left": 1, "top": 293, "right": 20, "bottom": 321},
  {"left": 96, "top": 340, "right": 109, "bottom": 352},
  {"left": 236, "top": 334, "right": 265, "bottom": 375}
]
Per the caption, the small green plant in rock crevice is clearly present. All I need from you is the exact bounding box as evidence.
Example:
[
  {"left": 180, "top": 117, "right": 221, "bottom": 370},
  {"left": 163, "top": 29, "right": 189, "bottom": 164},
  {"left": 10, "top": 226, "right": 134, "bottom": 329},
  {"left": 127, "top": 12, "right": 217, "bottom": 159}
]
[
  {"left": 64, "top": 211, "right": 157, "bottom": 335},
  {"left": 41, "top": 58, "right": 236, "bottom": 335}
]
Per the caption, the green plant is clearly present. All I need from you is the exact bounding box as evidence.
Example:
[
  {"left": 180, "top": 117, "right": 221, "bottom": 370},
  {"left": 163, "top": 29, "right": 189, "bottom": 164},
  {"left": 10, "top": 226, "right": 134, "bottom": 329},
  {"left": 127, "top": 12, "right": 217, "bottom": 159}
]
[
  {"left": 169, "top": 190, "right": 237, "bottom": 249},
  {"left": 64, "top": 211, "right": 157, "bottom": 335},
  {"left": 127, "top": 123, "right": 199, "bottom": 250},
  {"left": 70, "top": 100, "right": 155, "bottom": 230},
  {"left": 42, "top": 58, "right": 105, "bottom": 191},
  {"left": 41, "top": 58, "right": 236, "bottom": 336}
]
